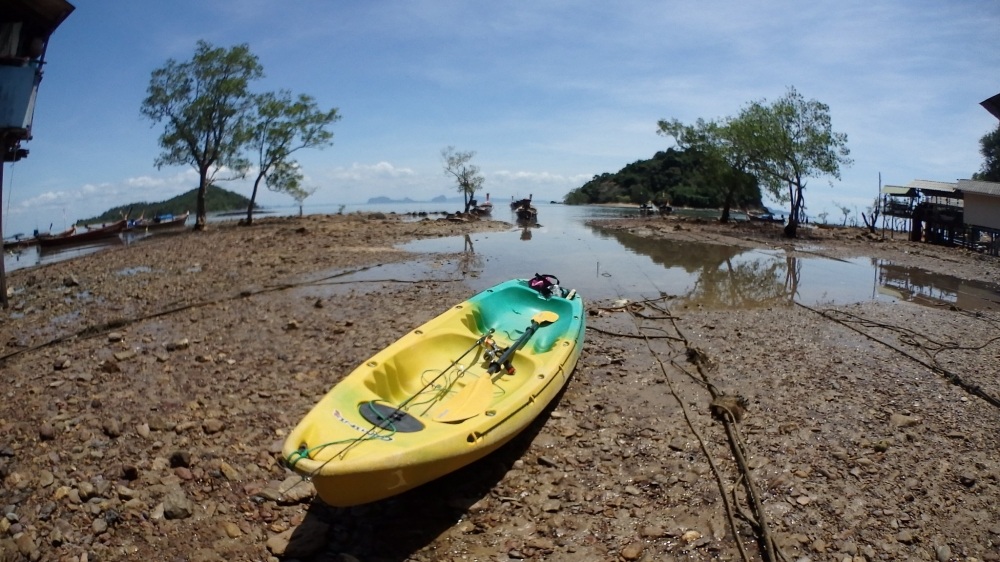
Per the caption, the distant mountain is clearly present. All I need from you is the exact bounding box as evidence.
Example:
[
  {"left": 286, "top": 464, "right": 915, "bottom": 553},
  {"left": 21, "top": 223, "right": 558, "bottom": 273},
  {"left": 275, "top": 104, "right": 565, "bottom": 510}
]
[
  {"left": 79, "top": 185, "right": 255, "bottom": 225},
  {"left": 367, "top": 196, "right": 416, "bottom": 204},
  {"left": 367, "top": 195, "right": 465, "bottom": 204}
]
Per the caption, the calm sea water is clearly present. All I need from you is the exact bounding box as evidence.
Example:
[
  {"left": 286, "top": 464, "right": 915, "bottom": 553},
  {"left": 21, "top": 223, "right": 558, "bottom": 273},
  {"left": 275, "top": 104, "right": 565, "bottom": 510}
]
[{"left": 5, "top": 202, "right": 999, "bottom": 310}]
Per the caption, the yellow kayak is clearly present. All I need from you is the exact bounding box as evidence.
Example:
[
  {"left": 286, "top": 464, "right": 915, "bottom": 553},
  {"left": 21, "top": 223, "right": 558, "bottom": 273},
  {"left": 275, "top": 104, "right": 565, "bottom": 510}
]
[{"left": 281, "top": 276, "right": 585, "bottom": 506}]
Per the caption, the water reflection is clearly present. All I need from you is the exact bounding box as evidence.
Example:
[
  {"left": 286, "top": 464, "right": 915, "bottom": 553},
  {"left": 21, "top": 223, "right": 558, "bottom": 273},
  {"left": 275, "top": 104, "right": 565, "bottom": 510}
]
[
  {"left": 876, "top": 260, "right": 1000, "bottom": 311},
  {"left": 595, "top": 226, "right": 999, "bottom": 311},
  {"left": 595, "top": 227, "right": 798, "bottom": 308},
  {"left": 8, "top": 201, "right": 998, "bottom": 312}
]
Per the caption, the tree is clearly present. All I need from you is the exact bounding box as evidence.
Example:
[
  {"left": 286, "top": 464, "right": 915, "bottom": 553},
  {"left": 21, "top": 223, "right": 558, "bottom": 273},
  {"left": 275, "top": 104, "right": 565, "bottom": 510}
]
[
  {"left": 141, "top": 40, "right": 263, "bottom": 230},
  {"left": 834, "top": 202, "right": 851, "bottom": 226},
  {"left": 728, "top": 87, "right": 852, "bottom": 237},
  {"left": 657, "top": 118, "right": 759, "bottom": 222},
  {"left": 973, "top": 124, "right": 1000, "bottom": 182},
  {"left": 290, "top": 184, "right": 318, "bottom": 217},
  {"left": 243, "top": 90, "right": 340, "bottom": 225},
  {"left": 442, "top": 147, "right": 484, "bottom": 213}
]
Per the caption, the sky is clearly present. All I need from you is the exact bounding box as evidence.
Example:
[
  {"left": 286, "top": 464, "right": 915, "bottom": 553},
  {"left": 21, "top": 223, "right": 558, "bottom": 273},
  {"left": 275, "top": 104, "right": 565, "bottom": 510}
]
[{"left": 3, "top": 0, "right": 999, "bottom": 236}]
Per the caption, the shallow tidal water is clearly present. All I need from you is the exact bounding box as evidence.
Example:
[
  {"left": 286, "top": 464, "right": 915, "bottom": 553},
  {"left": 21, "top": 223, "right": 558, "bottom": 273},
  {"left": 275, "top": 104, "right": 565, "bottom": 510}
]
[{"left": 8, "top": 202, "right": 999, "bottom": 311}]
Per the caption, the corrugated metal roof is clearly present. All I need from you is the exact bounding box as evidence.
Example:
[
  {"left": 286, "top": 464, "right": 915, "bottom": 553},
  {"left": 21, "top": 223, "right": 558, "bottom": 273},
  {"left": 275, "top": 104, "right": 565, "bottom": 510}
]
[
  {"left": 983, "top": 93, "right": 1000, "bottom": 120},
  {"left": 958, "top": 179, "right": 1000, "bottom": 197},
  {"left": 882, "top": 185, "right": 916, "bottom": 197},
  {"left": 908, "top": 179, "right": 958, "bottom": 192}
]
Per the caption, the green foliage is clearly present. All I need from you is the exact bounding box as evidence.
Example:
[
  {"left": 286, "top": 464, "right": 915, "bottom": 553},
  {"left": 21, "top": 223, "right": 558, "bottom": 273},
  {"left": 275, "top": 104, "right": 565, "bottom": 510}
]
[
  {"left": 442, "top": 146, "right": 485, "bottom": 212},
  {"left": 729, "top": 87, "right": 851, "bottom": 234},
  {"left": 141, "top": 40, "right": 264, "bottom": 229},
  {"left": 973, "top": 124, "right": 1000, "bottom": 182},
  {"left": 78, "top": 185, "right": 254, "bottom": 225},
  {"left": 563, "top": 149, "right": 762, "bottom": 209},
  {"left": 245, "top": 90, "right": 340, "bottom": 222}
]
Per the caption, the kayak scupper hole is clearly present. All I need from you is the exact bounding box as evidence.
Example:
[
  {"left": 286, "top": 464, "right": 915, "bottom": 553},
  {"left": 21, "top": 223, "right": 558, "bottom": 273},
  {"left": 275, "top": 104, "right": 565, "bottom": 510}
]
[
  {"left": 414, "top": 330, "right": 423, "bottom": 335},
  {"left": 367, "top": 361, "right": 377, "bottom": 368},
  {"left": 485, "top": 410, "right": 496, "bottom": 416}
]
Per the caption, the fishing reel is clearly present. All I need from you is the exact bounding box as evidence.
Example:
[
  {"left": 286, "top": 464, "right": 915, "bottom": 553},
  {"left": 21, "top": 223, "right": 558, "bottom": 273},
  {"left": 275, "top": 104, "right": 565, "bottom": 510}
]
[{"left": 481, "top": 336, "right": 503, "bottom": 364}]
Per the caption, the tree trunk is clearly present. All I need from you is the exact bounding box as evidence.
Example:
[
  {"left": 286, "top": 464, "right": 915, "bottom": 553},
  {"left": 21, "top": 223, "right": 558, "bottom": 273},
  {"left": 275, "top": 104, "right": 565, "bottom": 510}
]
[
  {"left": 719, "top": 190, "right": 734, "bottom": 223},
  {"left": 0, "top": 144, "right": 7, "bottom": 309},
  {"left": 195, "top": 172, "right": 209, "bottom": 231},
  {"left": 784, "top": 182, "right": 804, "bottom": 238},
  {"left": 245, "top": 175, "right": 263, "bottom": 226}
]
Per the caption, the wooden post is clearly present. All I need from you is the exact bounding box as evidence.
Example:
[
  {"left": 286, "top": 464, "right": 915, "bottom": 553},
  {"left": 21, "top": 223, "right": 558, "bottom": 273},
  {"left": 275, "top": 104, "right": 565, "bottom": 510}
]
[{"left": 0, "top": 133, "right": 8, "bottom": 308}]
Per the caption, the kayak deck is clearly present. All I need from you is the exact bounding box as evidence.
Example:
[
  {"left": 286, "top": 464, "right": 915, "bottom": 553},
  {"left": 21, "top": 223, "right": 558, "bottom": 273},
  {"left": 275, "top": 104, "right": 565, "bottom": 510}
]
[{"left": 282, "top": 278, "right": 585, "bottom": 506}]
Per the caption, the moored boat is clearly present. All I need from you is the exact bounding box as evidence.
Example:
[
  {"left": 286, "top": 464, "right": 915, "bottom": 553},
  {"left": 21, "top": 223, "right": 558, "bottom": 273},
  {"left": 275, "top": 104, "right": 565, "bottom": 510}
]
[
  {"left": 4, "top": 225, "right": 76, "bottom": 249},
  {"left": 471, "top": 193, "right": 494, "bottom": 216},
  {"left": 282, "top": 275, "right": 585, "bottom": 507},
  {"left": 37, "top": 219, "right": 127, "bottom": 248},
  {"left": 131, "top": 211, "right": 190, "bottom": 230}
]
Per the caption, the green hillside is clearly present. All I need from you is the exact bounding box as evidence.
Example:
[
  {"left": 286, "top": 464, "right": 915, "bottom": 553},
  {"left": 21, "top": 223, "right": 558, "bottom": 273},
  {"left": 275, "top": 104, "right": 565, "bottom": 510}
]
[
  {"left": 563, "top": 148, "right": 762, "bottom": 209},
  {"left": 79, "top": 185, "right": 255, "bottom": 225}
]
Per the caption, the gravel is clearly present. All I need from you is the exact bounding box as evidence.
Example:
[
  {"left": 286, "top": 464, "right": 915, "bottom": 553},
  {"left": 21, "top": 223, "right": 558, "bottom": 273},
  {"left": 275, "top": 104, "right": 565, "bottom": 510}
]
[{"left": 1, "top": 212, "right": 998, "bottom": 561}]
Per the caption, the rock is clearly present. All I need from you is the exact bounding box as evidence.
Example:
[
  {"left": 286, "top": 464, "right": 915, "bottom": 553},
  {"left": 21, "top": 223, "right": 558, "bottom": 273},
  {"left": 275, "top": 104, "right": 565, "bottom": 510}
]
[
  {"left": 162, "top": 487, "right": 194, "bottom": 520},
  {"left": 889, "top": 413, "right": 921, "bottom": 428},
  {"left": 39, "top": 423, "right": 56, "bottom": 441},
  {"left": 107, "top": 332, "right": 124, "bottom": 342},
  {"left": 169, "top": 451, "right": 192, "bottom": 468},
  {"left": 267, "top": 517, "right": 330, "bottom": 558},
  {"left": 38, "top": 470, "right": 54, "bottom": 487},
  {"left": 165, "top": 338, "right": 190, "bottom": 351},
  {"left": 113, "top": 350, "right": 136, "bottom": 362},
  {"left": 122, "top": 464, "right": 139, "bottom": 481},
  {"left": 266, "top": 529, "right": 292, "bottom": 556},
  {"left": 640, "top": 524, "right": 667, "bottom": 538},
  {"left": 102, "top": 418, "right": 123, "bottom": 438},
  {"left": 221, "top": 521, "right": 243, "bottom": 538},
  {"left": 53, "top": 356, "right": 71, "bottom": 370},
  {"left": 62, "top": 275, "right": 80, "bottom": 287},
  {"left": 100, "top": 360, "right": 122, "bottom": 373},
  {"left": 276, "top": 476, "right": 315, "bottom": 505},
  {"left": 14, "top": 532, "right": 36, "bottom": 556},
  {"left": 202, "top": 419, "right": 225, "bottom": 434},
  {"left": 620, "top": 542, "right": 644, "bottom": 560},
  {"left": 218, "top": 462, "right": 239, "bottom": 481},
  {"left": 92, "top": 517, "right": 108, "bottom": 534},
  {"left": 936, "top": 544, "right": 952, "bottom": 562},
  {"left": 136, "top": 423, "right": 151, "bottom": 439}
]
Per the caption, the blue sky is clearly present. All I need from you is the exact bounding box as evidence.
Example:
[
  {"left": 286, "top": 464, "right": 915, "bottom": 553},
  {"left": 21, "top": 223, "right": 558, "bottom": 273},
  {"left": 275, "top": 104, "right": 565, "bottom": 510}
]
[{"left": 3, "top": 0, "right": 999, "bottom": 236}]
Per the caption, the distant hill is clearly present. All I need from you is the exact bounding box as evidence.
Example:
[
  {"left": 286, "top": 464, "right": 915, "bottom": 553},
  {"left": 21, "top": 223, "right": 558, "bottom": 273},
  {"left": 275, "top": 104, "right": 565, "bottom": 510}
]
[
  {"left": 563, "top": 148, "right": 762, "bottom": 208},
  {"left": 79, "top": 185, "right": 255, "bottom": 225},
  {"left": 367, "top": 195, "right": 465, "bottom": 204}
]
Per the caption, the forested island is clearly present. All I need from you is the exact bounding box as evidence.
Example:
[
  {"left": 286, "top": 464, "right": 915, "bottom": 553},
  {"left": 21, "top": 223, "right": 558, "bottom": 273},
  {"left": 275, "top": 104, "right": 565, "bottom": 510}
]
[
  {"left": 564, "top": 148, "right": 763, "bottom": 210},
  {"left": 79, "top": 185, "right": 255, "bottom": 225}
]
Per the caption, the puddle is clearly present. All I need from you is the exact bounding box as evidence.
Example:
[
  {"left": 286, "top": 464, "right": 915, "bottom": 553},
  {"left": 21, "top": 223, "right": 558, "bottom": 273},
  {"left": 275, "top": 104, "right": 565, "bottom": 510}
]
[{"left": 386, "top": 224, "right": 1000, "bottom": 311}]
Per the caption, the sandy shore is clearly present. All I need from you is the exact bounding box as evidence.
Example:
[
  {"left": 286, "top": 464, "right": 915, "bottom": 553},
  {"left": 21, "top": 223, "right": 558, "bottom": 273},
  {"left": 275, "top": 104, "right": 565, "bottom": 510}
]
[{"left": 1, "top": 212, "right": 999, "bottom": 562}]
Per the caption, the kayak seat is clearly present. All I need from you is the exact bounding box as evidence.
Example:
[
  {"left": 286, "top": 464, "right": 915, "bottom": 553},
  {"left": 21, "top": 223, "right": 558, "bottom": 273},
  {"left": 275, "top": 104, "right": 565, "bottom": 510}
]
[{"left": 468, "top": 281, "right": 576, "bottom": 354}]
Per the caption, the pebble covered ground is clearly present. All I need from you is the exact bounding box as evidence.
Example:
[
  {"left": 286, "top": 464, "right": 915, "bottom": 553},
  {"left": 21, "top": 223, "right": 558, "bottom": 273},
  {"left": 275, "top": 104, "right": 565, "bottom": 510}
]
[{"left": 1, "top": 212, "right": 998, "bottom": 562}]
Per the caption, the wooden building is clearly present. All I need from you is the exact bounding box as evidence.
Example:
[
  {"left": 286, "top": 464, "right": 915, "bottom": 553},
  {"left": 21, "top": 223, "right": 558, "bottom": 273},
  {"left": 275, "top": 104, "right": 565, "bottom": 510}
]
[{"left": 958, "top": 179, "right": 1000, "bottom": 256}]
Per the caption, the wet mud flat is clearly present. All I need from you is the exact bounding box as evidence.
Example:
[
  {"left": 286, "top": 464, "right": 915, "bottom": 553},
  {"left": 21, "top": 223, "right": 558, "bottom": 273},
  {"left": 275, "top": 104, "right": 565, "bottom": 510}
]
[{"left": 1, "top": 213, "right": 999, "bottom": 561}]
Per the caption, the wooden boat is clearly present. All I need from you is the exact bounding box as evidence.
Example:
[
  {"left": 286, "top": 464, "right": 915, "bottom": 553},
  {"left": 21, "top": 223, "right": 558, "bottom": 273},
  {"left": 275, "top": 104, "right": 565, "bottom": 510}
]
[
  {"left": 282, "top": 276, "right": 585, "bottom": 506},
  {"left": 471, "top": 193, "right": 493, "bottom": 216},
  {"left": 4, "top": 225, "right": 76, "bottom": 249},
  {"left": 37, "top": 219, "right": 127, "bottom": 248},
  {"left": 512, "top": 195, "right": 537, "bottom": 222},
  {"left": 131, "top": 211, "right": 189, "bottom": 230}
]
